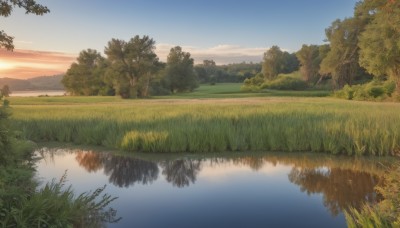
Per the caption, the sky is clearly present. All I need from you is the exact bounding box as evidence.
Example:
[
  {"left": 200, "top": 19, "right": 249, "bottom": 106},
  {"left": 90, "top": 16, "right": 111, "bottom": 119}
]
[{"left": 1, "top": 0, "right": 358, "bottom": 79}]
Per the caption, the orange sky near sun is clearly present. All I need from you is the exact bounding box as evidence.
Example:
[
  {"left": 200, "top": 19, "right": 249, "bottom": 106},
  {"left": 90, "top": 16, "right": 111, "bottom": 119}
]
[{"left": 0, "top": 49, "right": 76, "bottom": 79}]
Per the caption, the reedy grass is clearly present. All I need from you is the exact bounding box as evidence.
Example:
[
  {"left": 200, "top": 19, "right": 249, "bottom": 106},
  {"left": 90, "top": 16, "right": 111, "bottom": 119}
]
[
  {"left": 1, "top": 172, "right": 119, "bottom": 228},
  {"left": 345, "top": 163, "right": 400, "bottom": 227},
  {"left": 10, "top": 97, "right": 400, "bottom": 155}
]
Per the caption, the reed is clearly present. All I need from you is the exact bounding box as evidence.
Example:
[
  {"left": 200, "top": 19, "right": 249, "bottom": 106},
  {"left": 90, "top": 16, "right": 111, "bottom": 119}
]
[{"left": 10, "top": 97, "right": 400, "bottom": 155}]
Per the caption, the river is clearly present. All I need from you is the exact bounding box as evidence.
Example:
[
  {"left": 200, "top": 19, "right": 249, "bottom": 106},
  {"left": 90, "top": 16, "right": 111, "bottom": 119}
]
[{"left": 34, "top": 147, "right": 385, "bottom": 228}]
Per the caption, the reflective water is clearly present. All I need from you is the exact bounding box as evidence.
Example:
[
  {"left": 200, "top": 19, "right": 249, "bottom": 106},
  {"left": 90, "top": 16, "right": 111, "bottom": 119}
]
[
  {"left": 10, "top": 90, "right": 65, "bottom": 97},
  {"left": 35, "top": 148, "right": 385, "bottom": 228}
]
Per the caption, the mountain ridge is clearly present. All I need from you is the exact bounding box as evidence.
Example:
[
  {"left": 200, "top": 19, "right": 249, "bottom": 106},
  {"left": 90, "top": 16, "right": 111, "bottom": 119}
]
[{"left": 0, "top": 74, "right": 64, "bottom": 91}]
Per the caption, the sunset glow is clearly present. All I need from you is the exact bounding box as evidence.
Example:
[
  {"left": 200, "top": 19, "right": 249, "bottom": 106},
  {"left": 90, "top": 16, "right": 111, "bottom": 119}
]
[
  {"left": 0, "top": 49, "right": 75, "bottom": 79},
  {"left": 1, "top": 0, "right": 357, "bottom": 79}
]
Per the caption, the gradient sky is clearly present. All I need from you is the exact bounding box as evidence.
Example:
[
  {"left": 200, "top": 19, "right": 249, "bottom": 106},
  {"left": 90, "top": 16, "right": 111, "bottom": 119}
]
[{"left": 1, "top": 0, "right": 358, "bottom": 79}]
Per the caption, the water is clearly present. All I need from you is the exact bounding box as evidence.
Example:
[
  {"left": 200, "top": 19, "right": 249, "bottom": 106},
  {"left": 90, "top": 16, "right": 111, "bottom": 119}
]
[
  {"left": 10, "top": 90, "right": 65, "bottom": 97},
  {"left": 34, "top": 148, "right": 384, "bottom": 228}
]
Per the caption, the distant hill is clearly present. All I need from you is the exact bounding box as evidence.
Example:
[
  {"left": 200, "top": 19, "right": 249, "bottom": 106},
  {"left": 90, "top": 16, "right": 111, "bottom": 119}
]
[{"left": 0, "top": 75, "right": 64, "bottom": 91}]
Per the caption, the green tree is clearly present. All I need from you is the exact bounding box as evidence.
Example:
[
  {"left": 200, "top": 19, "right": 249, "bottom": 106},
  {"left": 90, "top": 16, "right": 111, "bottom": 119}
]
[
  {"left": 282, "top": 52, "right": 300, "bottom": 74},
  {"left": 1, "top": 85, "right": 11, "bottom": 97},
  {"left": 62, "top": 49, "right": 112, "bottom": 96},
  {"left": 164, "top": 46, "right": 198, "bottom": 93},
  {"left": 296, "top": 45, "right": 321, "bottom": 84},
  {"left": 296, "top": 44, "right": 330, "bottom": 85},
  {"left": 262, "top": 46, "right": 298, "bottom": 80},
  {"left": 0, "top": 0, "right": 49, "bottom": 50},
  {"left": 319, "top": 18, "right": 368, "bottom": 88},
  {"left": 357, "top": 0, "right": 400, "bottom": 91},
  {"left": 105, "top": 36, "right": 159, "bottom": 98}
]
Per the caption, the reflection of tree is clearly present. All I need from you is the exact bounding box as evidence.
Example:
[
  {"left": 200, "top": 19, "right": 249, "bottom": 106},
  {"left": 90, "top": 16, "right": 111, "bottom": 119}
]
[
  {"left": 103, "top": 155, "right": 159, "bottom": 188},
  {"left": 233, "top": 157, "right": 265, "bottom": 171},
  {"left": 160, "top": 159, "right": 201, "bottom": 188},
  {"left": 75, "top": 151, "right": 103, "bottom": 173},
  {"left": 288, "top": 167, "right": 380, "bottom": 216}
]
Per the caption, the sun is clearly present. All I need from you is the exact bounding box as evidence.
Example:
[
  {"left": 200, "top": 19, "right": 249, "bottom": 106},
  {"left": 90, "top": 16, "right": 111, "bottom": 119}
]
[{"left": 0, "top": 61, "right": 15, "bottom": 70}]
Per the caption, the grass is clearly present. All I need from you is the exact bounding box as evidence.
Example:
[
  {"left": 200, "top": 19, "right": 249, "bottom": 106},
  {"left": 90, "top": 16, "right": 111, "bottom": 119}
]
[
  {"left": 1, "top": 172, "right": 119, "bottom": 227},
  {"left": 345, "top": 163, "right": 400, "bottom": 227},
  {"left": 8, "top": 95, "right": 400, "bottom": 155},
  {"left": 155, "top": 83, "right": 331, "bottom": 99}
]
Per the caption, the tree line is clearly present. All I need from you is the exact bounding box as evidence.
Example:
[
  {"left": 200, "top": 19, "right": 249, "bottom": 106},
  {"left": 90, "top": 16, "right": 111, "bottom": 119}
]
[
  {"left": 62, "top": 37, "right": 261, "bottom": 98},
  {"left": 245, "top": 0, "right": 400, "bottom": 93}
]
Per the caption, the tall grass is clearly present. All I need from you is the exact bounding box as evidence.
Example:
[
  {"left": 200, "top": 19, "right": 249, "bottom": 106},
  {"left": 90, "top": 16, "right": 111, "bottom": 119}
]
[
  {"left": 345, "top": 163, "right": 400, "bottom": 227},
  {"left": 10, "top": 97, "right": 400, "bottom": 155},
  {"left": 1, "top": 172, "right": 119, "bottom": 227}
]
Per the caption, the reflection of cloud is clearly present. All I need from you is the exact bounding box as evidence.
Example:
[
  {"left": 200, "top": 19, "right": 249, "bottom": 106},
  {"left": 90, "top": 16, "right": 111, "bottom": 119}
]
[
  {"left": 156, "top": 43, "right": 265, "bottom": 65},
  {"left": 199, "top": 161, "right": 289, "bottom": 181},
  {"left": 0, "top": 49, "right": 76, "bottom": 79}
]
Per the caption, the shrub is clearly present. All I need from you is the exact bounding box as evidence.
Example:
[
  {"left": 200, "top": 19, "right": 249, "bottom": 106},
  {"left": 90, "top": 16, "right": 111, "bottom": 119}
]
[
  {"left": 261, "top": 74, "right": 308, "bottom": 90},
  {"left": 383, "top": 80, "right": 396, "bottom": 96},
  {"left": 240, "top": 73, "right": 264, "bottom": 92},
  {"left": 1, "top": 172, "right": 119, "bottom": 228},
  {"left": 335, "top": 80, "right": 396, "bottom": 101},
  {"left": 345, "top": 164, "right": 400, "bottom": 227}
]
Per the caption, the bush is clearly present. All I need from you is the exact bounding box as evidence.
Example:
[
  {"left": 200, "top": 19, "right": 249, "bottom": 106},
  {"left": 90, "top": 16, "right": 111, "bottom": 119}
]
[
  {"left": 383, "top": 80, "right": 396, "bottom": 96},
  {"left": 240, "top": 73, "right": 264, "bottom": 92},
  {"left": 345, "top": 164, "right": 400, "bottom": 227},
  {"left": 1, "top": 173, "right": 119, "bottom": 228},
  {"left": 335, "top": 80, "right": 396, "bottom": 101},
  {"left": 261, "top": 74, "right": 308, "bottom": 90},
  {"left": 367, "top": 86, "right": 385, "bottom": 98}
]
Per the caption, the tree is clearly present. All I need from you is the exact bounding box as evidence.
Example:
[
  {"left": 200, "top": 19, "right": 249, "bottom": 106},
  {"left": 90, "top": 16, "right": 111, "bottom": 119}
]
[
  {"left": 105, "top": 36, "right": 159, "bottom": 98},
  {"left": 62, "top": 49, "right": 112, "bottom": 96},
  {"left": 0, "top": 0, "right": 49, "bottom": 50},
  {"left": 1, "top": 85, "right": 11, "bottom": 97},
  {"left": 319, "top": 18, "right": 368, "bottom": 88},
  {"left": 282, "top": 52, "right": 300, "bottom": 74},
  {"left": 164, "top": 46, "right": 198, "bottom": 93},
  {"left": 357, "top": 0, "right": 400, "bottom": 91},
  {"left": 296, "top": 44, "right": 328, "bottom": 84},
  {"left": 262, "top": 46, "right": 298, "bottom": 80}
]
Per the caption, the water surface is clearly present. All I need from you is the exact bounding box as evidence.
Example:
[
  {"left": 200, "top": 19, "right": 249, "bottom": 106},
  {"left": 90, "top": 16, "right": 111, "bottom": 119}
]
[
  {"left": 10, "top": 90, "right": 65, "bottom": 97},
  {"left": 35, "top": 148, "right": 384, "bottom": 228}
]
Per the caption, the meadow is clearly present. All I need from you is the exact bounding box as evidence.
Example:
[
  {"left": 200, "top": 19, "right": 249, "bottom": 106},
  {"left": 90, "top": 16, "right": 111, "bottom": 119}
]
[{"left": 9, "top": 84, "right": 400, "bottom": 156}]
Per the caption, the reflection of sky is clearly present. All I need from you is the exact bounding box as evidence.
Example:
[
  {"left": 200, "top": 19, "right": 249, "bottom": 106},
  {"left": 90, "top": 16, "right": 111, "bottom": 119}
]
[{"left": 35, "top": 149, "right": 346, "bottom": 228}]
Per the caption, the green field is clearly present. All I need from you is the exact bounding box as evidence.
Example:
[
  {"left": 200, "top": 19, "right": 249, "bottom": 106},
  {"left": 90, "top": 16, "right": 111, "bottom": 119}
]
[{"left": 8, "top": 84, "right": 400, "bottom": 155}]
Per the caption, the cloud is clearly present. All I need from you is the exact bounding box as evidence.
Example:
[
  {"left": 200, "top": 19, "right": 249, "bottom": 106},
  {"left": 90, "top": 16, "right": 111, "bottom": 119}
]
[
  {"left": 156, "top": 44, "right": 266, "bottom": 65},
  {"left": 0, "top": 49, "right": 76, "bottom": 79}
]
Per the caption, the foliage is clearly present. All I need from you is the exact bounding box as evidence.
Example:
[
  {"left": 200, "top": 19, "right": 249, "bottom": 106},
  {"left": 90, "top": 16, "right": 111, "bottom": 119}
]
[
  {"left": 0, "top": 82, "right": 118, "bottom": 228},
  {"left": 0, "top": 0, "right": 49, "bottom": 50},
  {"left": 1, "top": 172, "right": 119, "bottom": 228},
  {"left": 319, "top": 17, "right": 370, "bottom": 88},
  {"left": 195, "top": 61, "right": 261, "bottom": 84},
  {"left": 9, "top": 96, "right": 400, "bottom": 155},
  {"left": 0, "top": 85, "right": 11, "bottom": 97},
  {"left": 164, "top": 46, "right": 198, "bottom": 93},
  {"left": 105, "top": 35, "right": 160, "bottom": 98},
  {"left": 0, "top": 96, "right": 11, "bottom": 165},
  {"left": 240, "top": 73, "right": 264, "bottom": 92},
  {"left": 357, "top": 0, "right": 400, "bottom": 92},
  {"left": 62, "top": 49, "right": 114, "bottom": 96},
  {"left": 261, "top": 72, "right": 308, "bottom": 90},
  {"left": 262, "top": 46, "right": 298, "bottom": 80},
  {"left": 335, "top": 80, "right": 397, "bottom": 101},
  {"left": 345, "top": 163, "right": 400, "bottom": 227},
  {"left": 296, "top": 44, "right": 329, "bottom": 85}
]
